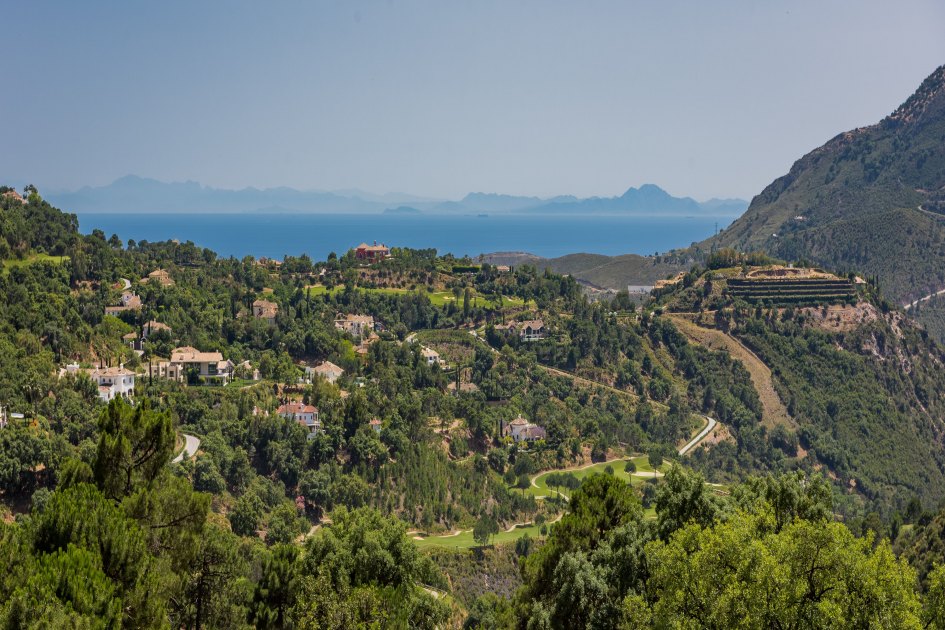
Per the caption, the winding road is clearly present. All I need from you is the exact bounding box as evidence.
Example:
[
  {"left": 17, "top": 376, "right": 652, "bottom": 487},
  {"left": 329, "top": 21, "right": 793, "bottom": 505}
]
[
  {"left": 172, "top": 433, "right": 201, "bottom": 463},
  {"left": 678, "top": 416, "right": 717, "bottom": 456},
  {"left": 904, "top": 287, "right": 945, "bottom": 311}
]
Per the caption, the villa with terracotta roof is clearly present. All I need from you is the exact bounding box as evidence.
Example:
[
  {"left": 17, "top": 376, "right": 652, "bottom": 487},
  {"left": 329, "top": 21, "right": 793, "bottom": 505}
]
[
  {"left": 355, "top": 333, "right": 379, "bottom": 356},
  {"left": 335, "top": 314, "right": 375, "bottom": 337},
  {"left": 354, "top": 242, "right": 391, "bottom": 261},
  {"left": 420, "top": 346, "right": 445, "bottom": 368},
  {"left": 369, "top": 417, "right": 382, "bottom": 434},
  {"left": 278, "top": 402, "right": 320, "bottom": 438},
  {"left": 2, "top": 190, "right": 25, "bottom": 204},
  {"left": 141, "top": 268, "right": 175, "bottom": 287},
  {"left": 252, "top": 299, "right": 279, "bottom": 324}
]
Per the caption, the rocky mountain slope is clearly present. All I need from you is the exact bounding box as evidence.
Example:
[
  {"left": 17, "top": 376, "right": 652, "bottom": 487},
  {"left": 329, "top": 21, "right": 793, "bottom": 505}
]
[{"left": 705, "top": 65, "right": 945, "bottom": 315}]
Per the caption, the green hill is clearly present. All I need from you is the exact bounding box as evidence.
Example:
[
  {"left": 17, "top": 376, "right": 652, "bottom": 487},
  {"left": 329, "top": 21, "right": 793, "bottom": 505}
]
[{"left": 702, "top": 64, "right": 945, "bottom": 335}]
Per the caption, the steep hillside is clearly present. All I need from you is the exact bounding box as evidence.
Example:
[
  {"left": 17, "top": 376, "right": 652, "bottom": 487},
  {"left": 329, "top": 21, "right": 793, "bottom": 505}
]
[
  {"left": 706, "top": 65, "right": 945, "bottom": 316},
  {"left": 658, "top": 262, "right": 945, "bottom": 514}
]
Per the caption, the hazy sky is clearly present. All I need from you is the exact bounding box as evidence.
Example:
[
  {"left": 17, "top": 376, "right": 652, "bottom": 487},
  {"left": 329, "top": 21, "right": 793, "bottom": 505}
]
[{"left": 3, "top": 1, "right": 944, "bottom": 201}]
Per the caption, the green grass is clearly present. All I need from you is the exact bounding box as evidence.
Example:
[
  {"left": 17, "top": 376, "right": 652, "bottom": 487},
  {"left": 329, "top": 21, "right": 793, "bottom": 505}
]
[
  {"left": 413, "top": 520, "right": 548, "bottom": 550},
  {"left": 415, "top": 456, "right": 708, "bottom": 549},
  {"left": 1, "top": 253, "right": 69, "bottom": 276},
  {"left": 307, "top": 284, "right": 527, "bottom": 310},
  {"left": 522, "top": 455, "right": 669, "bottom": 500}
]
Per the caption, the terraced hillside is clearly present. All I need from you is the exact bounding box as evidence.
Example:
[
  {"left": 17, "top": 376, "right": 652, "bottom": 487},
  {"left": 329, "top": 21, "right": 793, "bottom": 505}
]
[{"left": 725, "top": 277, "right": 856, "bottom": 305}]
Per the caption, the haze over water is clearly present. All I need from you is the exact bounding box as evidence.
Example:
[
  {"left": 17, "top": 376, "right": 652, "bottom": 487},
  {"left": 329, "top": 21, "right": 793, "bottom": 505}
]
[{"left": 77, "top": 212, "right": 732, "bottom": 260}]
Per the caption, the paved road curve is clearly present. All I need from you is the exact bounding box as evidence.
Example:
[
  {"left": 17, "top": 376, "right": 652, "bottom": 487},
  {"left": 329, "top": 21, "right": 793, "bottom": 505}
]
[
  {"left": 172, "top": 433, "right": 201, "bottom": 463},
  {"left": 678, "top": 417, "right": 717, "bottom": 456}
]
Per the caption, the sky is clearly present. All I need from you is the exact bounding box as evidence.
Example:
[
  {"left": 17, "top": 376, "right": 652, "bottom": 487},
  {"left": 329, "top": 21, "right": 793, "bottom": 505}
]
[{"left": 2, "top": 1, "right": 944, "bottom": 201}]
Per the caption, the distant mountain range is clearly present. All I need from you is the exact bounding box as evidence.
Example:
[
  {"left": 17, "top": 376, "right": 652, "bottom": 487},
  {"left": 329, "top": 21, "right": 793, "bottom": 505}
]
[{"left": 46, "top": 176, "right": 746, "bottom": 217}]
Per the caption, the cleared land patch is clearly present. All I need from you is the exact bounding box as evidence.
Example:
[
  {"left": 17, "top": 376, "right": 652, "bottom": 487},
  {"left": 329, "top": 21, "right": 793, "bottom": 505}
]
[{"left": 667, "top": 314, "right": 795, "bottom": 430}]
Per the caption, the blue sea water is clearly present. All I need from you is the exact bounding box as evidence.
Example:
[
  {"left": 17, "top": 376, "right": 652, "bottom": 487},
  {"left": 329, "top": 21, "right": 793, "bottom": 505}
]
[{"left": 76, "top": 213, "right": 733, "bottom": 260}]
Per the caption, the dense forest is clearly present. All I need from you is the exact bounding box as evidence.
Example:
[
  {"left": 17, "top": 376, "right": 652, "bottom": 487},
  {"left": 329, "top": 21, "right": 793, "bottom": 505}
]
[{"left": 3, "top": 190, "right": 945, "bottom": 627}]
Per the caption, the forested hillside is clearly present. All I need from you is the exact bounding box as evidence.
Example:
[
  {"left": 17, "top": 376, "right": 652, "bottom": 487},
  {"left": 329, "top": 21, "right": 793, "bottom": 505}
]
[
  {"left": 5, "top": 190, "right": 945, "bottom": 627},
  {"left": 701, "top": 65, "right": 945, "bottom": 338}
]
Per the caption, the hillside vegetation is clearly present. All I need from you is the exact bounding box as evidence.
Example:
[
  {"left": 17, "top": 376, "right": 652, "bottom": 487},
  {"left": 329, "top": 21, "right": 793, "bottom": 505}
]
[
  {"left": 7, "top": 186, "right": 945, "bottom": 625},
  {"left": 700, "top": 65, "right": 945, "bottom": 336}
]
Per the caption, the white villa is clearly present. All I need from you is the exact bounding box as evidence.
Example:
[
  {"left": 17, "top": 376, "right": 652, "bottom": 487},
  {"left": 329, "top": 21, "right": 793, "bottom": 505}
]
[
  {"left": 503, "top": 414, "right": 547, "bottom": 443},
  {"left": 63, "top": 363, "right": 136, "bottom": 403},
  {"left": 420, "top": 346, "right": 445, "bottom": 368},
  {"left": 335, "top": 314, "right": 375, "bottom": 337},
  {"left": 278, "top": 402, "right": 320, "bottom": 439},
  {"left": 105, "top": 292, "right": 143, "bottom": 317}
]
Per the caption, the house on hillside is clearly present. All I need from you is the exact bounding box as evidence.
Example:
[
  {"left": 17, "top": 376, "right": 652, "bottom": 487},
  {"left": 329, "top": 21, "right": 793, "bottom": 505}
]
[
  {"left": 63, "top": 363, "right": 136, "bottom": 403},
  {"left": 105, "top": 292, "right": 143, "bottom": 317},
  {"left": 355, "top": 333, "right": 379, "bottom": 357},
  {"left": 335, "top": 314, "right": 375, "bottom": 337},
  {"left": 149, "top": 346, "right": 233, "bottom": 385},
  {"left": 519, "top": 319, "right": 545, "bottom": 342},
  {"left": 354, "top": 242, "right": 391, "bottom": 261},
  {"left": 252, "top": 299, "right": 279, "bottom": 324},
  {"left": 2, "top": 190, "right": 25, "bottom": 204},
  {"left": 142, "top": 320, "right": 171, "bottom": 339},
  {"left": 278, "top": 402, "right": 320, "bottom": 439},
  {"left": 420, "top": 346, "right": 445, "bottom": 368},
  {"left": 123, "top": 332, "right": 140, "bottom": 351},
  {"left": 309, "top": 361, "right": 344, "bottom": 384},
  {"left": 369, "top": 417, "right": 382, "bottom": 434},
  {"left": 141, "top": 268, "right": 175, "bottom": 287},
  {"left": 502, "top": 414, "right": 546, "bottom": 444}
]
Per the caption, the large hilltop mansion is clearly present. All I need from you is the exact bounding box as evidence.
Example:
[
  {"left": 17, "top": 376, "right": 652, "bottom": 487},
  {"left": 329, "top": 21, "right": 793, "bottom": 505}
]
[{"left": 354, "top": 242, "right": 391, "bottom": 261}]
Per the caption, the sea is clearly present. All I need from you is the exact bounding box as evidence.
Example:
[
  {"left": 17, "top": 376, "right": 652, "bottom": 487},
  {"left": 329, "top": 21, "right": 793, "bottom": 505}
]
[{"left": 76, "top": 213, "right": 734, "bottom": 260}]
